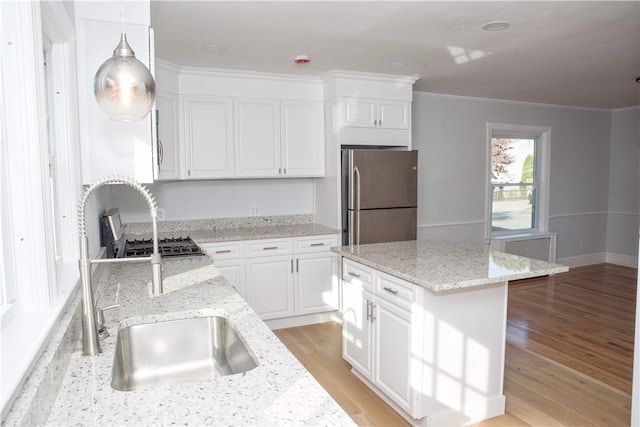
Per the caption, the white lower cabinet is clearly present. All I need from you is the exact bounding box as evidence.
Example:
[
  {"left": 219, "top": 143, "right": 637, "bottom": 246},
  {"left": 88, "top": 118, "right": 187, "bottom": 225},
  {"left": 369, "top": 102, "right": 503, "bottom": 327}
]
[
  {"left": 200, "top": 241, "right": 246, "bottom": 298},
  {"left": 295, "top": 253, "right": 338, "bottom": 315},
  {"left": 214, "top": 260, "right": 246, "bottom": 300},
  {"left": 246, "top": 255, "right": 295, "bottom": 319},
  {"left": 342, "top": 280, "right": 374, "bottom": 378},
  {"left": 202, "top": 234, "right": 339, "bottom": 321},
  {"left": 373, "top": 297, "right": 413, "bottom": 414},
  {"left": 341, "top": 258, "right": 420, "bottom": 418}
]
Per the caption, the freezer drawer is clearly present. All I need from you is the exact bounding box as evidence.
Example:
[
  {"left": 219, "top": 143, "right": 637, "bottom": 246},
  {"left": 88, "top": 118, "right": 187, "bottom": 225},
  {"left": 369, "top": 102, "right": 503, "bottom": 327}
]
[{"left": 348, "top": 207, "right": 417, "bottom": 245}]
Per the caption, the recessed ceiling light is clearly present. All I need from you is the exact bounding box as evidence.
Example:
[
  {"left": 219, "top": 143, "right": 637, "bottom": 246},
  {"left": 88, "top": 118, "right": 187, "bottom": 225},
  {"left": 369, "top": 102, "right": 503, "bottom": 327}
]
[
  {"left": 202, "top": 44, "right": 226, "bottom": 53},
  {"left": 482, "top": 21, "right": 510, "bottom": 31},
  {"left": 636, "top": 76, "right": 640, "bottom": 83},
  {"left": 390, "top": 62, "right": 407, "bottom": 70}
]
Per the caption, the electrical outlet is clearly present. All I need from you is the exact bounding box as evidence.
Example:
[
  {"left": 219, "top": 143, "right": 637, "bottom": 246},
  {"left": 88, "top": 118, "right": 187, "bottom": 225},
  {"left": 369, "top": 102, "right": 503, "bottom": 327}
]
[
  {"left": 157, "top": 208, "right": 165, "bottom": 221},
  {"left": 578, "top": 240, "right": 584, "bottom": 250},
  {"left": 249, "top": 206, "right": 261, "bottom": 216}
]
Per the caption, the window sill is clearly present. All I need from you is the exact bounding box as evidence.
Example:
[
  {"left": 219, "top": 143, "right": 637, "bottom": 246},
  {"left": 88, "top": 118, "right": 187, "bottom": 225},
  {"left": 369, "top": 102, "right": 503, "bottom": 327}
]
[
  {"left": 490, "top": 231, "right": 557, "bottom": 241},
  {"left": 0, "top": 265, "right": 79, "bottom": 419}
]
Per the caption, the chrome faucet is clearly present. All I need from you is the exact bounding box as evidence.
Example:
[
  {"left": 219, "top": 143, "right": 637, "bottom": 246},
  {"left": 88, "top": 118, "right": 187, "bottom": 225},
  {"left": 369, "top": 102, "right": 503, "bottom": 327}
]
[{"left": 78, "top": 175, "right": 163, "bottom": 356}]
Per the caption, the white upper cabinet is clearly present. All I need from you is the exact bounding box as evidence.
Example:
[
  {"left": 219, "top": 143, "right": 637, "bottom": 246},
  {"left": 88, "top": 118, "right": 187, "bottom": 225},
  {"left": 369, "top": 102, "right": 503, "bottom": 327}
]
[
  {"left": 343, "top": 98, "right": 409, "bottom": 130},
  {"left": 377, "top": 100, "right": 410, "bottom": 129},
  {"left": 182, "top": 95, "right": 234, "bottom": 179},
  {"left": 163, "top": 70, "right": 325, "bottom": 180},
  {"left": 281, "top": 101, "right": 325, "bottom": 177},
  {"left": 235, "top": 99, "right": 281, "bottom": 177},
  {"left": 155, "top": 91, "right": 180, "bottom": 180},
  {"left": 322, "top": 71, "right": 418, "bottom": 148}
]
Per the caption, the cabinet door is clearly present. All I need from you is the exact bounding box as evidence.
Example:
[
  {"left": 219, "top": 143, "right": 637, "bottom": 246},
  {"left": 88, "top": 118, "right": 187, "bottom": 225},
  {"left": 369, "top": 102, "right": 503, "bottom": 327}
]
[
  {"left": 295, "top": 253, "right": 338, "bottom": 315},
  {"left": 214, "top": 259, "right": 246, "bottom": 301},
  {"left": 182, "top": 96, "right": 234, "bottom": 178},
  {"left": 245, "top": 256, "right": 294, "bottom": 320},
  {"left": 235, "top": 99, "right": 280, "bottom": 177},
  {"left": 281, "top": 101, "right": 324, "bottom": 177},
  {"left": 377, "top": 101, "right": 410, "bottom": 129},
  {"left": 155, "top": 91, "right": 180, "bottom": 180},
  {"left": 343, "top": 98, "right": 376, "bottom": 128},
  {"left": 373, "top": 298, "right": 413, "bottom": 413},
  {"left": 342, "top": 281, "right": 373, "bottom": 379}
]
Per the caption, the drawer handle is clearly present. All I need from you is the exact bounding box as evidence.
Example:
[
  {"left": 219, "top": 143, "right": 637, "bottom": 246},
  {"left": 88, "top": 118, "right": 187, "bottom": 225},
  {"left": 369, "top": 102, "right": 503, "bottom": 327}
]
[
  {"left": 348, "top": 272, "right": 360, "bottom": 277},
  {"left": 263, "top": 246, "right": 279, "bottom": 250},
  {"left": 310, "top": 243, "right": 324, "bottom": 247},
  {"left": 383, "top": 286, "right": 399, "bottom": 295},
  {"left": 215, "top": 249, "right": 232, "bottom": 254}
]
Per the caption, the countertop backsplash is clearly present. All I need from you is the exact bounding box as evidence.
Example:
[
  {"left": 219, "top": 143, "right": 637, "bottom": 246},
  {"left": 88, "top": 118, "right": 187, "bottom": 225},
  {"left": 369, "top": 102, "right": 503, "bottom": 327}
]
[{"left": 124, "top": 214, "right": 314, "bottom": 235}]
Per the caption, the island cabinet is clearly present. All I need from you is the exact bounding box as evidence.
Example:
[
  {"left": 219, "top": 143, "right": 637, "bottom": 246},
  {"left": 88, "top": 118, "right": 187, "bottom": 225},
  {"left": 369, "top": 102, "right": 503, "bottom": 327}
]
[
  {"left": 200, "top": 234, "right": 339, "bottom": 326},
  {"left": 342, "top": 259, "right": 421, "bottom": 416},
  {"left": 340, "top": 257, "right": 509, "bottom": 426}
]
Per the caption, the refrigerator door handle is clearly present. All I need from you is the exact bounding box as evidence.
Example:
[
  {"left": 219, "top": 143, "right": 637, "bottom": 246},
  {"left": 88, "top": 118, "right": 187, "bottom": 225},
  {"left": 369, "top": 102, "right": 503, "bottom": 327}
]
[
  {"left": 354, "top": 166, "right": 361, "bottom": 246},
  {"left": 349, "top": 211, "right": 354, "bottom": 246}
]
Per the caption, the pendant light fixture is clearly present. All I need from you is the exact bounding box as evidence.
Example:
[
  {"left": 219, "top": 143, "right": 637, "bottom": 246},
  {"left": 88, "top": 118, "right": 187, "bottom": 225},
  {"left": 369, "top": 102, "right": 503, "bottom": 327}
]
[{"left": 94, "top": 1, "right": 155, "bottom": 121}]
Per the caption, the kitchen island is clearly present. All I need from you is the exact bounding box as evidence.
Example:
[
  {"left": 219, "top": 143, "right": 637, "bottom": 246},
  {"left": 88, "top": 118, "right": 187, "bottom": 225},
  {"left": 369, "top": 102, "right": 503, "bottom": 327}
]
[
  {"left": 5, "top": 254, "right": 354, "bottom": 426},
  {"left": 332, "top": 240, "right": 568, "bottom": 426}
]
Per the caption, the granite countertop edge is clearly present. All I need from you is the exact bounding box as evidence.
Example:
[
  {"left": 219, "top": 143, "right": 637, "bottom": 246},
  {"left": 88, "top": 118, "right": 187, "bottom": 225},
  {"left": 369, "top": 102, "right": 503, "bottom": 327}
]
[{"left": 332, "top": 240, "right": 569, "bottom": 292}]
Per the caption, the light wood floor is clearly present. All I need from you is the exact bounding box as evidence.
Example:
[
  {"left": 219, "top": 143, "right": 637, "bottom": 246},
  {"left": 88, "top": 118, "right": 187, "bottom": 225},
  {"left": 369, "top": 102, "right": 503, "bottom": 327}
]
[{"left": 274, "top": 264, "right": 634, "bottom": 426}]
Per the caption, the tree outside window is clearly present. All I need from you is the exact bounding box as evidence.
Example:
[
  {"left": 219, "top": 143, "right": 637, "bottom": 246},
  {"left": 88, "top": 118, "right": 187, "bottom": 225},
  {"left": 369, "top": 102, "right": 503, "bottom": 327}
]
[{"left": 490, "top": 137, "right": 537, "bottom": 232}]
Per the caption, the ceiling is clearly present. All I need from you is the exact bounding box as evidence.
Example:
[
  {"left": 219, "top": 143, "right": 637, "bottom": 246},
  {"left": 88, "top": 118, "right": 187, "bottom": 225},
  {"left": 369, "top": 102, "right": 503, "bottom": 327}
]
[{"left": 151, "top": 1, "right": 640, "bottom": 110}]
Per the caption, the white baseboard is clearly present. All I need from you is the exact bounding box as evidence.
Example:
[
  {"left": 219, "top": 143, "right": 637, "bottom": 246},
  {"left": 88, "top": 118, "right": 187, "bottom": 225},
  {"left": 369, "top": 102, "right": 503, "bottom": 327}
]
[
  {"left": 606, "top": 252, "right": 639, "bottom": 268},
  {"left": 557, "top": 252, "right": 638, "bottom": 269},
  {"left": 265, "top": 310, "right": 342, "bottom": 330}
]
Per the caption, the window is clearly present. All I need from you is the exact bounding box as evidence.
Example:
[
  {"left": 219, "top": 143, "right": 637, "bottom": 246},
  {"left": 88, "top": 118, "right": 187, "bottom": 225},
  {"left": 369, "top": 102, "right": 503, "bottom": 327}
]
[
  {"left": 487, "top": 123, "right": 550, "bottom": 236},
  {"left": 1, "top": 0, "right": 80, "bottom": 415}
]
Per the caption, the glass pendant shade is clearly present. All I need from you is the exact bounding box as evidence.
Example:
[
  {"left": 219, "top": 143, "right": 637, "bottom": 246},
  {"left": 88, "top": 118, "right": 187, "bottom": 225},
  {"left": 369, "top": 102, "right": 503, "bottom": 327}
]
[{"left": 94, "top": 33, "right": 156, "bottom": 121}]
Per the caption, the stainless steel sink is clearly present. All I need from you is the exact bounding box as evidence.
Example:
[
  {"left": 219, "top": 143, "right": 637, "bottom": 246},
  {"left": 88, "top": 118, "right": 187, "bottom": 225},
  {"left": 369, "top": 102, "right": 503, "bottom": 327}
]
[{"left": 111, "top": 316, "right": 257, "bottom": 391}]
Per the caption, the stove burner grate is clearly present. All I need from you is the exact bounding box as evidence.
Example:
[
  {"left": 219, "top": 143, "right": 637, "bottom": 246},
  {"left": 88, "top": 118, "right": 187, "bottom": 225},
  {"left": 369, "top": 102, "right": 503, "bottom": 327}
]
[{"left": 121, "top": 236, "right": 204, "bottom": 258}]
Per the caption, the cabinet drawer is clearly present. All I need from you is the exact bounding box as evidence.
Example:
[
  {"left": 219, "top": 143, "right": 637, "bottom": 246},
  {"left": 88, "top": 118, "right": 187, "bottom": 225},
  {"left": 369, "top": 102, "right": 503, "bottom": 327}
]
[
  {"left": 342, "top": 259, "right": 373, "bottom": 290},
  {"left": 246, "top": 238, "right": 292, "bottom": 257},
  {"left": 201, "top": 241, "right": 244, "bottom": 260},
  {"left": 375, "top": 271, "right": 416, "bottom": 311},
  {"left": 295, "top": 235, "right": 339, "bottom": 253}
]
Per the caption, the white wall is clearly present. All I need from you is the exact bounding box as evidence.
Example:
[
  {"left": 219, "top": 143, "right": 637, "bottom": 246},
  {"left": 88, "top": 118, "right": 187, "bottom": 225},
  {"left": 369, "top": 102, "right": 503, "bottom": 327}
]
[
  {"left": 112, "top": 178, "right": 314, "bottom": 223},
  {"left": 607, "top": 107, "right": 640, "bottom": 264},
  {"left": 412, "top": 92, "right": 638, "bottom": 264}
]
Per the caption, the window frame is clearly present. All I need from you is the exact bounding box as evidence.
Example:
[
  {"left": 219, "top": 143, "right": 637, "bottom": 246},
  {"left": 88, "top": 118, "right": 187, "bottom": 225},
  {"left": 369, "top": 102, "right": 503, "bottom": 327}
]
[
  {"left": 486, "top": 122, "right": 551, "bottom": 238},
  {"left": 1, "top": 0, "right": 80, "bottom": 416}
]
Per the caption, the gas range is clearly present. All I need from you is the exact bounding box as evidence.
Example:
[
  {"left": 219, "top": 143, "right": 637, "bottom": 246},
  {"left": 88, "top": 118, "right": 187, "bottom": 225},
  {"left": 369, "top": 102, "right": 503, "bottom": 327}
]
[{"left": 120, "top": 236, "right": 204, "bottom": 258}]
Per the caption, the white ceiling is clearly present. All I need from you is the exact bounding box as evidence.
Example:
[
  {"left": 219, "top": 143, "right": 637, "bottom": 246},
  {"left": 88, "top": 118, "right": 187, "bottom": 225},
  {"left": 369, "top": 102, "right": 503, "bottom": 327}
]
[{"left": 151, "top": 1, "right": 640, "bottom": 109}]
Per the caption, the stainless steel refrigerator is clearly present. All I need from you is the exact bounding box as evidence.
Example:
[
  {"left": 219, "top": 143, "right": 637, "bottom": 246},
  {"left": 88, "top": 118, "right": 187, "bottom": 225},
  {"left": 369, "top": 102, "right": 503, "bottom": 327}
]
[{"left": 341, "top": 149, "right": 418, "bottom": 245}]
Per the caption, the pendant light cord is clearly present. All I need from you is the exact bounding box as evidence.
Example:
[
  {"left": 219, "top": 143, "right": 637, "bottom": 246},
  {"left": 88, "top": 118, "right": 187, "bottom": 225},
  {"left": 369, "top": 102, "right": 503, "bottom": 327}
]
[{"left": 120, "top": 0, "right": 125, "bottom": 34}]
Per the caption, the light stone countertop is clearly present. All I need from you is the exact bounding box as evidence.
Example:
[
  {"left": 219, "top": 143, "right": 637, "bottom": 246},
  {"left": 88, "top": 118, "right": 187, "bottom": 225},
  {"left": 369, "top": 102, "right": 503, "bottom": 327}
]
[
  {"left": 332, "top": 240, "right": 569, "bottom": 292},
  {"left": 123, "top": 215, "right": 340, "bottom": 244},
  {"left": 44, "top": 256, "right": 354, "bottom": 426}
]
